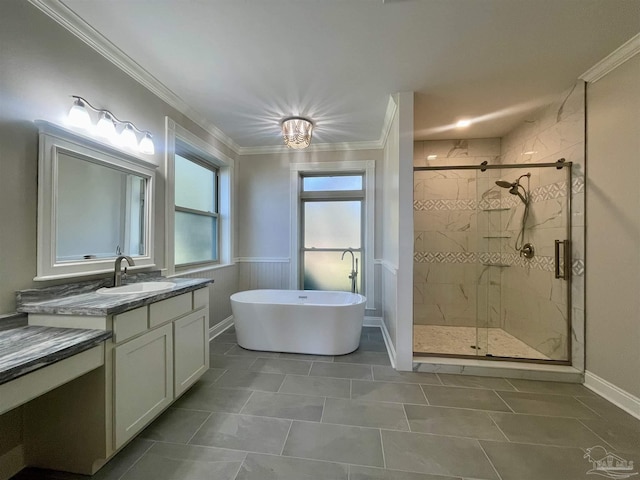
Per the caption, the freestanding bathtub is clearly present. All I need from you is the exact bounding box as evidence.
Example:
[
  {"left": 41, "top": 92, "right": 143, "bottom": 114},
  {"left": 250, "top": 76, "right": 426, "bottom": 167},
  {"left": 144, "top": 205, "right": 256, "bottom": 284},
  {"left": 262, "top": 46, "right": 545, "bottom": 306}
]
[{"left": 230, "top": 289, "right": 366, "bottom": 355}]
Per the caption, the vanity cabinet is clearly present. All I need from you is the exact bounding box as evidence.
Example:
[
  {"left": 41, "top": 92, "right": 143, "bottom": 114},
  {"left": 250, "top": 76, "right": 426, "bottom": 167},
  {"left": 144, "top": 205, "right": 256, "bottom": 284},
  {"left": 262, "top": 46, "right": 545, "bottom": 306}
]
[{"left": 24, "top": 285, "right": 210, "bottom": 473}]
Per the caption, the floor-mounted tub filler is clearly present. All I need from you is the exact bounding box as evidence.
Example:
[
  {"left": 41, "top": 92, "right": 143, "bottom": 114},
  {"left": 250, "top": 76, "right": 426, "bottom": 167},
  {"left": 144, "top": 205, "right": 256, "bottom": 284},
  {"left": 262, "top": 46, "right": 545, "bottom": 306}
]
[{"left": 230, "top": 289, "right": 366, "bottom": 355}]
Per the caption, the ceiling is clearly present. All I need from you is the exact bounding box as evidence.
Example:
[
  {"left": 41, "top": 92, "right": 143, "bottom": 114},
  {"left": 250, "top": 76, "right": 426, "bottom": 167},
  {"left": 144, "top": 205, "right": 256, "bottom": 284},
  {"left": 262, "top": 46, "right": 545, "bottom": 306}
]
[{"left": 56, "top": 0, "right": 640, "bottom": 151}]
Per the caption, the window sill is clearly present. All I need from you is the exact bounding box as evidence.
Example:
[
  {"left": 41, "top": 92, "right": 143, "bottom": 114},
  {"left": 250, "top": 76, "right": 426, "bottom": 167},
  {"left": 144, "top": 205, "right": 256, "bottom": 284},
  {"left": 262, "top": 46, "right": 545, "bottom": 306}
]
[{"left": 168, "top": 262, "right": 235, "bottom": 278}]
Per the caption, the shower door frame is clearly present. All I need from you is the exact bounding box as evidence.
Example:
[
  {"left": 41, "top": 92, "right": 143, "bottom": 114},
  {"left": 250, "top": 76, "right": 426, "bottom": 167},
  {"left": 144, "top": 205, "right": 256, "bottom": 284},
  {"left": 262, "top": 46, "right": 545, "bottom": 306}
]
[{"left": 412, "top": 160, "right": 573, "bottom": 365}]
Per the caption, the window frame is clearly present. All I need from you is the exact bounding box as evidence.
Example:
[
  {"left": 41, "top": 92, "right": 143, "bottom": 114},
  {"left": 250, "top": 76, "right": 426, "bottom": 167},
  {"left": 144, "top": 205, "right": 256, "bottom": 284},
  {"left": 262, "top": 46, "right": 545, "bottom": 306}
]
[
  {"left": 165, "top": 117, "right": 234, "bottom": 277},
  {"left": 290, "top": 161, "right": 375, "bottom": 309},
  {"left": 173, "top": 149, "right": 220, "bottom": 267},
  {"left": 299, "top": 173, "right": 365, "bottom": 292}
]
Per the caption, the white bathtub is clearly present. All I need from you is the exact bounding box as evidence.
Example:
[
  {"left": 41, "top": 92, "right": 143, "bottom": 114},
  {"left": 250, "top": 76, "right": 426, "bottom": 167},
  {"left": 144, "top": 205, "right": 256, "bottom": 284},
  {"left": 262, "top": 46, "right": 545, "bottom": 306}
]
[{"left": 230, "top": 289, "right": 366, "bottom": 355}]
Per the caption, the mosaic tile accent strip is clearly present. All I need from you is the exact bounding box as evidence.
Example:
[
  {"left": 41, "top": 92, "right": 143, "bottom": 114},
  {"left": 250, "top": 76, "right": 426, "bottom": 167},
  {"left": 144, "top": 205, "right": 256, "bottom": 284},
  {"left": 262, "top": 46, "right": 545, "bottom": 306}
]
[
  {"left": 572, "top": 176, "right": 585, "bottom": 194},
  {"left": 414, "top": 251, "right": 585, "bottom": 277},
  {"left": 413, "top": 199, "right": 476, "bottom": 211},
  {"left": 415, "top": 181, "right": 570, "bottom": 211}
]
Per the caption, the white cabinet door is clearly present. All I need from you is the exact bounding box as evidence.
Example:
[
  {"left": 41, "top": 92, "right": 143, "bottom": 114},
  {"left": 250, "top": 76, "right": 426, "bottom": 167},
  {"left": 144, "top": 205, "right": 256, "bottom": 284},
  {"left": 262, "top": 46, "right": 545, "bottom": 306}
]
[
  {"left": 174, "top": 309, "right": 209, "bottom": 397},
  {"left": 114, "top": 323, "right": 173, "bottom": 449}
]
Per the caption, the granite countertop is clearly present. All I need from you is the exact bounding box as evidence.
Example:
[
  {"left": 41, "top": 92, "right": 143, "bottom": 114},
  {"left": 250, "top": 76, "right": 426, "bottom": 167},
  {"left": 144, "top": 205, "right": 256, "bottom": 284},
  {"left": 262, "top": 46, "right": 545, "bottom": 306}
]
[
  {"left": 16, "top": 277, "right": 213, "bottom": 316},
  {"left": 0, "top": 325, "right": 112, "bottom": 385}
]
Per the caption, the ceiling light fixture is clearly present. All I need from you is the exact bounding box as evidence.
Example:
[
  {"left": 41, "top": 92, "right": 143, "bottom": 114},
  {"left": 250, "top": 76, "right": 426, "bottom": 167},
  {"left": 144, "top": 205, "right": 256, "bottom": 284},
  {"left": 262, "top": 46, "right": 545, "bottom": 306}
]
[
  {"left": 282, "top": 117, "right": 313, "bottom": 149},
  {"left": 66, "top": 96, "right": 155, "bottom": 155},
  {"left": 456, "top": 119, "right": 472, "bottom": 128}
]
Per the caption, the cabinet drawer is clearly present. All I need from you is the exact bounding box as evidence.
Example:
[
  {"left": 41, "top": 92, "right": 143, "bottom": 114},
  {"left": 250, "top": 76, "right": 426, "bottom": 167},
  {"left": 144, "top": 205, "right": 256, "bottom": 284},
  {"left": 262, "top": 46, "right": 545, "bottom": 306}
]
[
  {"left": 193, "top": 287, "right": 209, "bottom": 310},
  {"left": 149, "top": 293, "right": 191, "bottom": 328},
  {"left": 113, "top": 307, "right": 148, "bottom": 343}
]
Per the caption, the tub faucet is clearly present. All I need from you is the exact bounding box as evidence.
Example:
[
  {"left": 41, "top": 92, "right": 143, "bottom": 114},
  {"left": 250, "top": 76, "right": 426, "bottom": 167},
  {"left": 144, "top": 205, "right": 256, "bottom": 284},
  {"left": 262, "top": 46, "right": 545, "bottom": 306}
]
[
  {"left": 341, "top": 249, "right": 358, "bottom": 294},
  {"left": 113, "top": 255, "right": 135, "bottom": 287}
]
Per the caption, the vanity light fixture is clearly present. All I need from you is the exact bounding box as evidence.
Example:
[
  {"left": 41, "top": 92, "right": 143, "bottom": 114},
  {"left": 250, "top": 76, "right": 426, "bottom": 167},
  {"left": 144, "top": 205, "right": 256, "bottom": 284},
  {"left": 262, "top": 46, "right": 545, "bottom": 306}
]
[
  {"left": 66, "top": 96, "right": 155, "bottom": 155},
  {"left": 282, "top": 117, "right": 313, "bottom": 149}
]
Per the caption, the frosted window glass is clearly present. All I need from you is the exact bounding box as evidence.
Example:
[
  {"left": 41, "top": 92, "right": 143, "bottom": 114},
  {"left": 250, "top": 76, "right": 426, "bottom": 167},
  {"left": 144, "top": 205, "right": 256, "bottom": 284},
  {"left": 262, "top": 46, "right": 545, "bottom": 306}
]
[
  {"left": 304, "top": 251, "right": 361, "bottom": 292},
  {"left": 303, "top": 175, "right": 362, "bottom": 191},
  {"left": 304, "top": 201, "right": 361, "bottom": 248},
  {"left": 175, "top": 211, "right": 217, "bottom": 264},
  {"left": 175, "top": 154, "right": 215, "bottom": 212}
]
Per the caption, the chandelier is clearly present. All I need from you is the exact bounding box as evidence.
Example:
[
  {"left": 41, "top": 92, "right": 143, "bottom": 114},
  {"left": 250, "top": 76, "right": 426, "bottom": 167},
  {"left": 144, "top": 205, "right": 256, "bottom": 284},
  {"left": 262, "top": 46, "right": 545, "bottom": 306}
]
[{"left": 281, "top": 117, "right": 313, "bottom": 149}]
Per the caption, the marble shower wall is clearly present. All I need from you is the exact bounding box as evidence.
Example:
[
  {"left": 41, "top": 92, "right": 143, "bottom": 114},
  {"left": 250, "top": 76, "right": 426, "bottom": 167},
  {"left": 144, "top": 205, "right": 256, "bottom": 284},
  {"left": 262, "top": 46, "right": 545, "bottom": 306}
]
[
  {"left": 498, "top": 82, "right": 585, "bottom": 364},
  {"left": 413, "top": 139, "right": 501, "bottom": 328}
]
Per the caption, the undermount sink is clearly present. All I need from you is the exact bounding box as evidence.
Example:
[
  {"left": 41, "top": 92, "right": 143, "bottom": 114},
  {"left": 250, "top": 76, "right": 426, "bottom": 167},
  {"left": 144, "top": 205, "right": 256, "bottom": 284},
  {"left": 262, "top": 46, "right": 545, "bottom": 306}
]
[{"left": 96, "top": 282, "right": 176, "bottom": 295}]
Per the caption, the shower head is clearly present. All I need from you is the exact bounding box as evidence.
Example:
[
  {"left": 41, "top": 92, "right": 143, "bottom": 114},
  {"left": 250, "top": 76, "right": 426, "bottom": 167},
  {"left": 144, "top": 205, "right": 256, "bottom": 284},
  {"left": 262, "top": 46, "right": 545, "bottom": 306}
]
[{"left": 495, "top": 180, "right": 515, "bottom": 189}]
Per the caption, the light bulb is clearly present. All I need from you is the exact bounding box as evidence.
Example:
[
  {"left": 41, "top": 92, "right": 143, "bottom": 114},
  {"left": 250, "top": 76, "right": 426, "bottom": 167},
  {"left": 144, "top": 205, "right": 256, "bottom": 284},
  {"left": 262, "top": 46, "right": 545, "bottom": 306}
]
[
  {"left": 67, "top": 98, "right": 91, "bottom": 129},
  {"left": 139, "top": 133, "right": 155, "bottom": 155},
  {"left": 120, "top": 123, "right": 139, "bottom": 150},
  {"left": 456, "top": 119, "right": 472, "bottom": 128},
  {"left": 96, "top": 112, "right": 117, "bottom": 140}
]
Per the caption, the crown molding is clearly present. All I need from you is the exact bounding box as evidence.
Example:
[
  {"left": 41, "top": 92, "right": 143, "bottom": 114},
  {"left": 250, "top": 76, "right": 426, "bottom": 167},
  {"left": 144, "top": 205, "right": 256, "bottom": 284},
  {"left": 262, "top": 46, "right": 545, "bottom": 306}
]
[
  {"left": 238, "top": 139, "right": 383, "bottom": 156},
  {"left": 580, "top": 33, "right": 640, "bottom": 83},
  {"left": 28, "top": 0, "right": 241, "bottom": 155}
]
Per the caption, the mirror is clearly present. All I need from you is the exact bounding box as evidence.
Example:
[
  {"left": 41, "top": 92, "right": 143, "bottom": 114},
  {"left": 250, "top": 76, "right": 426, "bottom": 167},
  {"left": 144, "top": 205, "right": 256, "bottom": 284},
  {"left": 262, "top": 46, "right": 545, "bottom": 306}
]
[{"left": 36, "top": 121, "right": 157, "bottom": 280}]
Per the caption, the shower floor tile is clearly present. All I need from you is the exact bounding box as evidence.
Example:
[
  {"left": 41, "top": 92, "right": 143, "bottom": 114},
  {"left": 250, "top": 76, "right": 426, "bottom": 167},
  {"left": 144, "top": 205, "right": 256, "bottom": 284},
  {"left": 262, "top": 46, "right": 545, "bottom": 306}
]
[{"left": 413, "top": 325, "right": 549, "bottom": 360}]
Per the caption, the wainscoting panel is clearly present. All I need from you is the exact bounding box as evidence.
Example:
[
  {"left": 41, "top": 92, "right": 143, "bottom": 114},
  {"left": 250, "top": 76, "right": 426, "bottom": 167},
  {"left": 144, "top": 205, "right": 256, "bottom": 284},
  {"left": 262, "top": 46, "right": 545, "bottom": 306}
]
[{"left": 238, "top": 259, "right": 290, "bottom": 291}]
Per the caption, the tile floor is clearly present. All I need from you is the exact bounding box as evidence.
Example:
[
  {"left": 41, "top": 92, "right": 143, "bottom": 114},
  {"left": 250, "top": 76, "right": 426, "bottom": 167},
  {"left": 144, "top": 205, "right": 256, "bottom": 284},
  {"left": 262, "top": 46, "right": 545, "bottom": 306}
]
[
  {"left": 13, "top": 327, "right": 640, "bottom": 480},
  {"left": 413, "top": 325, "right": 550, "bottom": 360}
]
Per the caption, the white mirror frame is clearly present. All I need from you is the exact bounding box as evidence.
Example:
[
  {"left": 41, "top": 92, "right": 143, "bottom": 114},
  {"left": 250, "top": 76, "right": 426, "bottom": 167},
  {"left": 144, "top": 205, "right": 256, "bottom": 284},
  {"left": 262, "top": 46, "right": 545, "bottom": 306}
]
[{"left": 35, "top": 120, "right": 157, "bottom": 280}]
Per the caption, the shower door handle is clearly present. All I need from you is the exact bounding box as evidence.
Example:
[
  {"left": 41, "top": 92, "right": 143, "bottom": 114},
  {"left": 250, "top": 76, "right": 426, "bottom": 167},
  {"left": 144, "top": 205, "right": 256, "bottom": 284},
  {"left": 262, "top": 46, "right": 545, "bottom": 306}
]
[{"left": 554, "top": 240, "right": 571, "bottom": 279}]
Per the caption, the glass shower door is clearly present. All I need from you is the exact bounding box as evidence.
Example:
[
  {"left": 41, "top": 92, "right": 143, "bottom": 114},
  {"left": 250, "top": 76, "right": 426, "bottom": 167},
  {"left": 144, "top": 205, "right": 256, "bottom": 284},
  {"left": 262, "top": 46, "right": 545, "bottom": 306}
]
[{"left": 477, "top": 164, "right": 572, "bottom": 362}]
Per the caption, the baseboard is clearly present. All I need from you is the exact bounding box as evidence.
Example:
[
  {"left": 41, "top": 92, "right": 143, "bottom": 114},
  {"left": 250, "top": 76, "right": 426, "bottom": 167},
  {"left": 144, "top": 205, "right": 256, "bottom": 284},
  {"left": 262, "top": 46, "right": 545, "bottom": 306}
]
[
  {"left": 0, "top": 444, "right": 25, "bottom": 480},
  {"left": 209, "top": 315, "right": 234, "bottom": 340},
  {"left": 365, "top": 317, "right": 397, "bottom": 369},
  {"left": 584, "top": 370, "right": 640, "bottom": 420}
]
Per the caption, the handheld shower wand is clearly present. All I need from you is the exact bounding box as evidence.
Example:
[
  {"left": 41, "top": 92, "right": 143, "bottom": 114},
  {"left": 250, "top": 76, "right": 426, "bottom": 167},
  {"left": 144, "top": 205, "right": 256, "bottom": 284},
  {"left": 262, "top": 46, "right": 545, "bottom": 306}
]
[{"left": 495, "top": 173, "right": 532, "bottom": 254}]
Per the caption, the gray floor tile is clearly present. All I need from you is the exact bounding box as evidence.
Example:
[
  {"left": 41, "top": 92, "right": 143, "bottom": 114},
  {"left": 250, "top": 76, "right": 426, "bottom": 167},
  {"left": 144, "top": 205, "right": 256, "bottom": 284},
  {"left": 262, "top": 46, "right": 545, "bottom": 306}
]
[
  {"left": 214, "top": 370, "right": 285, "bottom": 392},
  {"left": 497, "top": 391, "right": 598, "bottom": 418},
  {"left": 197, "top": 368, "right": 227, "bottom": 385},
  {"left": 188, "top": 412, "right": 291, "bottom": 454},
  {"left": 579, "top": 416, "right": 640, "bottom": 454},
  {"left": 173, "top": 385, "right": 253, "bottom": 413},
  {"left": 236, "top": 453, "right": 348, "bottom": 480},
  {"left": 279, "top": 375, "right": 350, "bottom": 398},
  {"left": 350, "top": 466, "right": 461, "bottom": 480},
  {"left": 283, "top": 421, "right": 384, "bottom": 467},
  {"left": 92, "top": 437, "right": 155, "bottom": 480},
  {"left": 322, "top": 397, "right": 410, "bottom": 430},
  {"left": 139, "top": 407, "right": 210, "bottom": 443},
  {"left": 576, "top": 395, "right": 640, "bottom": 424},
  {"left": 278, "top": 352, "right": 334, "bottom": 361},
  {"left": 405, "top": 405, "right": 506, "bottom": 440},
  {"left": 507, "top": 378, "right": 595, "bottom": 396},
  {"left": 372, "top": 366, "right": 441, "bottom": 385},
  {"left": 211, "top": 333, "right": 238, "bottom": 344},
  {"left": 382, "top": 430, "right": 499, "bottom": 479},
  {"left": 249, "top": 358, "right": 312, "bottom": 375},
  {"left": 224, "top": 345, "right": 281, "bottom": 357},
  {"left": 210, "top": 354, "right": 257, "bottom": 370},
  {"left": 480, "top": 440, "right": 598, "bottom": 480},
  {"left": 490, "top": 412, "right": 605, "bottom": 447},
  {"left": 241, "top": 391, "right": 324, "bottom": 421},
  {"left": 352, "top": 380, "right": 427, "bottom": 404},
  {"left": 439, "top": 374, "right": 515, "bottom": 391},
  {"left": 334, "top": 350, "right": 391, "bottom": 366},
  {"left": 210, "top": 342, "right": 235, "bottom": 355},
  {"left": 309, "top": 361, "right": 373, "bottom": 380},
  {"left": 421, "top": 385, "right": 511, "bottom": 412},
  {"left": 120, "top": 442, "right": 245, "bottom": 480}
]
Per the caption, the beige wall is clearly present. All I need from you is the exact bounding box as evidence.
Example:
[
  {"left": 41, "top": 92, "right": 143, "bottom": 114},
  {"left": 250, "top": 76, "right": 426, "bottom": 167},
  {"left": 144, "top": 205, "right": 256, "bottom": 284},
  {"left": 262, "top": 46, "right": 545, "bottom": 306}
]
[{"left": 586, "top": 53, "right": 640, "bottom": 398}]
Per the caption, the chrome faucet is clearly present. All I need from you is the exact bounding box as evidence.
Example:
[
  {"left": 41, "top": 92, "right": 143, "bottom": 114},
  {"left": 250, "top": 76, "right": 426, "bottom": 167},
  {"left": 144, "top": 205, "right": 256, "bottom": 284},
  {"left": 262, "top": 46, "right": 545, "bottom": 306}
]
[
  {"left": 341, "top": 249, "right": 358, "bottom": 294},
  {"left": 113, "top": 255, "right": 135, "bottom": 287}
]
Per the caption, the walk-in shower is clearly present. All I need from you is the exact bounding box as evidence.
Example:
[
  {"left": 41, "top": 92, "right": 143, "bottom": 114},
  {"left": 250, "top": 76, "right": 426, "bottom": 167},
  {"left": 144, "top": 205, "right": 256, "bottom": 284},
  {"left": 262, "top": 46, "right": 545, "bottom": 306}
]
[{"left": 413, "top": 160, "right": 572, "bottom": 363}]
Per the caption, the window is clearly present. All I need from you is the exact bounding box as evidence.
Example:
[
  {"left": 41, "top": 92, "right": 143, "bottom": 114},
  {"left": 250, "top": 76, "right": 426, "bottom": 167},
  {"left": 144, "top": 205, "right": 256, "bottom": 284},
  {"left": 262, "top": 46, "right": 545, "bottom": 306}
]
[
  {"left": 300, "top": 174, "right": 364, "bottom": 292},
  {"left": 174, "top": 150, "right": 219, "bottom": 266}
]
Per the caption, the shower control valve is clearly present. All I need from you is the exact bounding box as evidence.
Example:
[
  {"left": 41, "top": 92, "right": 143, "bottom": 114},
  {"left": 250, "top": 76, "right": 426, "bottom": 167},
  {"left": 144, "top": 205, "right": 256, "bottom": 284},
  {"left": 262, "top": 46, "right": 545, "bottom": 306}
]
[{"left": 520, "top": 243, "right": 535, "bottom": 259}]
